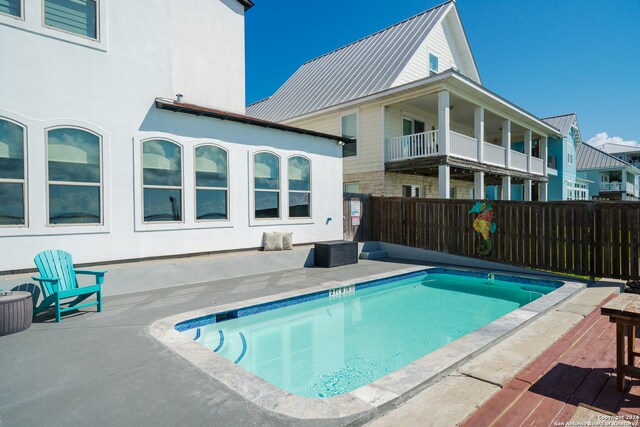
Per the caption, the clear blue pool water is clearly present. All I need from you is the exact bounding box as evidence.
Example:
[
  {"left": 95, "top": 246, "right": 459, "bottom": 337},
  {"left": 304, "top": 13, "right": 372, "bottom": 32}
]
[{"left": 179, "top": 270, "right": 557, "bottom": 398}]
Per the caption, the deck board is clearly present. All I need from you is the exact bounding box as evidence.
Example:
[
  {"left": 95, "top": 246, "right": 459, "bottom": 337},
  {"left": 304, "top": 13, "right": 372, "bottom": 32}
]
[{"left": 461, "top": 293, "right": 640, "bottom": 426}]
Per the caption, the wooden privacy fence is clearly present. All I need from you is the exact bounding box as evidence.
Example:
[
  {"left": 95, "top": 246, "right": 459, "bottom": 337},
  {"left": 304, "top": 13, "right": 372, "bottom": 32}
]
[
  {"left": 343, "top": 193, "right": 371, "bottom": 242},
  {"left": 362, "top": 197, "right": 640, "bottom": 280}
]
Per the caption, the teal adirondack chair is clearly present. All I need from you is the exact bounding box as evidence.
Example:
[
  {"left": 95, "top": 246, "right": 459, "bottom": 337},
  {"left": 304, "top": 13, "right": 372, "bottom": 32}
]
[{"left": 32, "top": 250, "right": 106, "bottom": 322}]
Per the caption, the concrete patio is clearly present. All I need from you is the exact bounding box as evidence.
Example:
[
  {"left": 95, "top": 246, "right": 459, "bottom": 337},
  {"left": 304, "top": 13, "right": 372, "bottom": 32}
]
[{"left": 0, "top": 255, "right": 622, "bottom": 426}]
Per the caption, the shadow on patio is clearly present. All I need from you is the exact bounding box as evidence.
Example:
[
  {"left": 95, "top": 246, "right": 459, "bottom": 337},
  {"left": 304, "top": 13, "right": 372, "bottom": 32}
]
[{"left": 462, "top": 293, "right": 640, "bottom": 426}]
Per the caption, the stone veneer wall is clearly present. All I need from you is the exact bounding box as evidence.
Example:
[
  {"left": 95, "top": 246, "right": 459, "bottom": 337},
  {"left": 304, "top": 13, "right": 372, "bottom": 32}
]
[
  {"left": 344, "top": 171, "right": 475, "bottom": 199},
  {"left": 344, "top": 171, "right": 386, "bottom": 195}
]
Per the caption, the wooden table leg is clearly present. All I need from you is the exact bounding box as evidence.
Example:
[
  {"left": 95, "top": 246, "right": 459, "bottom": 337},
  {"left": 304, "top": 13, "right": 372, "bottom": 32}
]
[
  {"left": 629, "top": 325, "right": 637, "bottom": 369},
  {"left": 618, "top": 323, "right": 626, "bottom": 391}
]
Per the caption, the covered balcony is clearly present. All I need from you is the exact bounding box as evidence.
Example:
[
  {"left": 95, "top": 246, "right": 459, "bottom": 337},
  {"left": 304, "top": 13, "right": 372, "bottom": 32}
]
[
  {"left": 383, "top": 89, "right": 553, "bottom": 200},
  {"left": 598, "top": 170, "right": 640, "bottom": 200},
  {"left": 386, "top": 130, "right": 546, "bottom": 176}
]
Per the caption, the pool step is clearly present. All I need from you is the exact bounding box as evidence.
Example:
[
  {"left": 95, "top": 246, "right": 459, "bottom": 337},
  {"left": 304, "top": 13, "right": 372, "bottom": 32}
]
[{"left": 359, "top": 242, "right": 388, "bottom": 260}]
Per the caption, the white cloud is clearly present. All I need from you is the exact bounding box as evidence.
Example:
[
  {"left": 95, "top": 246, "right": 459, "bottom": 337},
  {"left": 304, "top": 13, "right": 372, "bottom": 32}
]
[{"left": 587, "top": 132, "right": 639, "bottom": 147}]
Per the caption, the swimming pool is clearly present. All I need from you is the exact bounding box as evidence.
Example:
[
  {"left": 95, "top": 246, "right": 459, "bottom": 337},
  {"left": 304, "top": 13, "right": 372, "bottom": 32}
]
[
  {"left": 151, "top": 265, "right": 583, "bottom": 420},
  {"left": 174, "top": 268, "right": 558, "bottom": 398}
]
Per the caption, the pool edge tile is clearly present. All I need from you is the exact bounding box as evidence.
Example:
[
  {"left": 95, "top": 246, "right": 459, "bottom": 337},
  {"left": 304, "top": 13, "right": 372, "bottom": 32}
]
[{"left": 148, "top": 265, "right": 583, "bottom": 422}]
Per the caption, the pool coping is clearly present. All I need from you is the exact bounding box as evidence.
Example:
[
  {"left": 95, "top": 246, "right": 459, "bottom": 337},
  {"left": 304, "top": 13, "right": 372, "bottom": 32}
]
[{"left": 149, "top": 265, "right": 585, "bottom": 421}]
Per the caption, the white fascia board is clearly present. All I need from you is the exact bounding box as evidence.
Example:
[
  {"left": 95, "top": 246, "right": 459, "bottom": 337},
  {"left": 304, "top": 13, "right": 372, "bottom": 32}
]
[
  {"left": 284, "top": 70, "right": 560, "bottom": 139},
  {"left": 444, "top": 73, "right": 561, "bottom": 137},
  {"left": 447, "top": 3, "right": 481, "bottom": 84}
]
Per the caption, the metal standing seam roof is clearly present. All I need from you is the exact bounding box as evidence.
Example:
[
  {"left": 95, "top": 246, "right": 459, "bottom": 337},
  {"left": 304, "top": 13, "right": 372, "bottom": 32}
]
[
  {"left": 577, "top": 142, "right": 631, "bottom": 170},
  {"left": 542, "top": 113, "right": 577, "bottom": 138},
  {"left": 246, "top": 1, "right": 452, "bottom": 122}
]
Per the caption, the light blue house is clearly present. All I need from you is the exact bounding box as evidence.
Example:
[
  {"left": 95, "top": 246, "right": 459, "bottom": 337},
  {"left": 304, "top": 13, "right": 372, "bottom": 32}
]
[
  {"left": 485, "top": 113, "right": 587, "bottom": 201},
  {"left": 576, "top": 143, "right": 640, "bottom": 201},
  {"left": 540, "top": 113, "right": 590, "bottom": 200}
]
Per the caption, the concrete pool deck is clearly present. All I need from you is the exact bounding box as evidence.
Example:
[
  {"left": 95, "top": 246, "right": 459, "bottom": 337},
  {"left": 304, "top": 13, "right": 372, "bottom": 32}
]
[{"left": 0, "top": 257, "right": 614, "bottom": 426}]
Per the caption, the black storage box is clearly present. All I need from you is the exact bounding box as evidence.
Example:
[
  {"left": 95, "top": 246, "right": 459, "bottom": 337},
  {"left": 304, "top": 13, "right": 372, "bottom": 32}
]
[{"left": 314, "top": 240, "right": 358, "bottom": 268}]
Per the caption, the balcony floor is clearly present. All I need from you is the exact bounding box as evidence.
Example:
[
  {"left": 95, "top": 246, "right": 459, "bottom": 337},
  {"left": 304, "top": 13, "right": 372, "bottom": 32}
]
[{"left": 385, "top": 155, "right": 548, "bottom": 183}]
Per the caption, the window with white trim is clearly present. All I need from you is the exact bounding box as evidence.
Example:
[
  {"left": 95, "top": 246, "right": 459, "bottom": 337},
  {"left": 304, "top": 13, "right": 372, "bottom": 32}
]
[
  {"left": 47, "top": 127, "right": 102, "bottom": 224},
  {"left": 195, "top": 145, "right": 228, "bottom": 221},
  {"left": 0, "top": 0, "right": 21, "bottom": 18},
  {"left": 566, "top": 141, "right": 575, "bottom": 165},
  {"left": 254, "top": 152, "right": 280, "bottom": 219},
  {"left": 402, "top": 185, "right": 420, "bottom": 198},
  {"left": 429, "top": 53, "right": 439, "bottom": 76},
  {"left": 341, "top": 113, "right": 357, "bottom": 158},
  {"left": 288, "top": 156, "right": 311, "bottom": 218},
  {"left": 402, "top": 117, "right": 425, "bottom": 136},
  {"left": 344, "top": 182, "right": 360, "bottom": 193},
  {"left": 44, "top": 0, "right": 98, "bottom": 40},
  {"left": 142, "top": 139, "right": 182, "bottom": 223},
  {"left": 0, "top": 118, "right": 26, "bottom": 226}
]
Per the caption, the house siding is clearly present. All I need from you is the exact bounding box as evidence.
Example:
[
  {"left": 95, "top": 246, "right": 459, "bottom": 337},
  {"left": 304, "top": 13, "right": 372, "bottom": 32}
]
[
  {"left": 392, "top": 11, "right": 476, "bottom": 87},
  {"left": 293, "top": 104, "right": 385, "bottom": 175}
]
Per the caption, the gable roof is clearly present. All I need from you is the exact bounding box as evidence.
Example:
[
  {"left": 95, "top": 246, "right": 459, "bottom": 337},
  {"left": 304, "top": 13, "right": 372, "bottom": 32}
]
[
  {"left": 543, "top": 113, "right": 577, "bottom": 137},
  {"left": 577, "top": 142, "right": 631, "bottom": 170},
  {"left": 543, "top": 113, "right": 583, "bottom": 144},
  {"left": 247, "top": 1, "right": 473, "bottom": 122}
]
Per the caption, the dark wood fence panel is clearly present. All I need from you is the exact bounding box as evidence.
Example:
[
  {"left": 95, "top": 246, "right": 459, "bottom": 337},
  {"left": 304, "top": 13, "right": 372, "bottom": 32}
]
[
  {"left": 343, "top": 193, "right": 371, "bottom": 242},
  {"left": 353, "top": 197, "right": 640, "bottom": 280}
]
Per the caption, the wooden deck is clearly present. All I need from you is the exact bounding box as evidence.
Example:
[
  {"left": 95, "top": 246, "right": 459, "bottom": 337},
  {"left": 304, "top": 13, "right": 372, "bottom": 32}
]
[{"left": 462, "top": 294, "right": 640, "bottom": 426}]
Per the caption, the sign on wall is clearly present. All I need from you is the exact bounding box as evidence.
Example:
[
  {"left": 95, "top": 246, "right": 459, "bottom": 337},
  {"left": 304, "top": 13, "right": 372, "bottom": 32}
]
[{"left": 350, "top": 198, "right": 361, "bottom": 226}]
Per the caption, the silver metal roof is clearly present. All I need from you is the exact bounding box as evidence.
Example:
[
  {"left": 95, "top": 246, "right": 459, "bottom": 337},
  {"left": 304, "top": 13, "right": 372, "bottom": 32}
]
[
  {"left": 600, "top": 143, "right": 640, "bottom": 154},
  {"left": 577, "top": 143, "right": 630, "bottom": 170},
  {"left": 543, "top": 113, "right": 576, "bottom": 138},
  {"left": 247, "top": 1, "right": 452, "bottom": 122}
]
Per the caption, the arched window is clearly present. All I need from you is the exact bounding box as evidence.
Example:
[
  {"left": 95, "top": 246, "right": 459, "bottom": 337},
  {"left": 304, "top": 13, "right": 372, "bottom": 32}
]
[
  {"left": 254, "top": 152, "right": 280, "bottom": 219},
  {"left": 0, "top": 118, "right": 26, "bottom": 226},
  {"left": 142, "top": 139, "right": 182, "bottom": 222},
  {"left": 195, "top": 145, "right": 228, "bottom": 221},
  {"left": 47, "top": 127, "right": 101, "bottom": 224},
  {"left": 288, "top": 156, "right": 311, "bottom": 218}
]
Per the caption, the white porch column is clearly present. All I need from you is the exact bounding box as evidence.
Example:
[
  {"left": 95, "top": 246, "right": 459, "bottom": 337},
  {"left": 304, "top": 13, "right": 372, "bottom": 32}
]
[
  {"left": 502, "top": 119, "right": 511, "bottom": 169},
  {"left": 439, "top": 165, "right": 450, "bottom": 198},
  {"left": 474, "top": 172, "right": 485, "bottom": 199},
  {"left": 474, "top": 106, "right": 484, "bottom": 163},
  {"left": 622, "top": 169, "right": 628, "bottom": 201},
  {"left": 540, "top": 136, "right": 548, "bottom": 201},
  {"left": 524, "top": 179, "right": 532, "bottom": 201},
  {"left": 438, "top": 90, "right": 450, "bottom": 156},
  {"left": 502, "top": 176, "right": 511, "bottom": 200},
  {"left": 524, "top": 129, "right": 532, "bottom": 173}
]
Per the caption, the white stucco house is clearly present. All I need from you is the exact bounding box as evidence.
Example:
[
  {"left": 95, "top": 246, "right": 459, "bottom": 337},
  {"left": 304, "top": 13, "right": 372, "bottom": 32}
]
[
  {"left": 0, "top": 0, "right": 346, "bottom": 273},
  {"left": 247, "top": 0, "right": 565, "bottom": 202}
]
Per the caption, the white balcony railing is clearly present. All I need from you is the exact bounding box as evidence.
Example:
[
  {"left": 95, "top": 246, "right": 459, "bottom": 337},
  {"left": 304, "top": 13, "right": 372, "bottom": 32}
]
[
  {"left": 531, "top": 157, "right": 544, "bottom": 175},
  {"left": 386, "top": 130, "right": 438, "bottom": 161},
  {"left": 450, "top": 131, "right": 478, "bottom": 161},
  {"left": 600, "top": 182, "right": 623, "bottom": 192},
  {"left": 511, "top": 151, "right": 528, "bottom": 172},
  {"left": 484, "top": 142, "right": 506, "bottom": 167},
  {"left": 386, "top": 131, "right": 547, "bottom": 177}
]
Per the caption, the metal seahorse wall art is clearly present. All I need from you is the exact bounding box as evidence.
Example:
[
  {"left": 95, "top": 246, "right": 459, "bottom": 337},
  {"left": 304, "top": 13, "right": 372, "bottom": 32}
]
[{"left": 468, "top": 200, "right": 497, "bottom": 256}]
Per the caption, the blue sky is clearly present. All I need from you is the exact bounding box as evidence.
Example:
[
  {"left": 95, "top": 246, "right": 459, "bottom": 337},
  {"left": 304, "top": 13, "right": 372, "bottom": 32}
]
[{"left": 245, "top": 0, "right": 639, "bottom": 145}]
